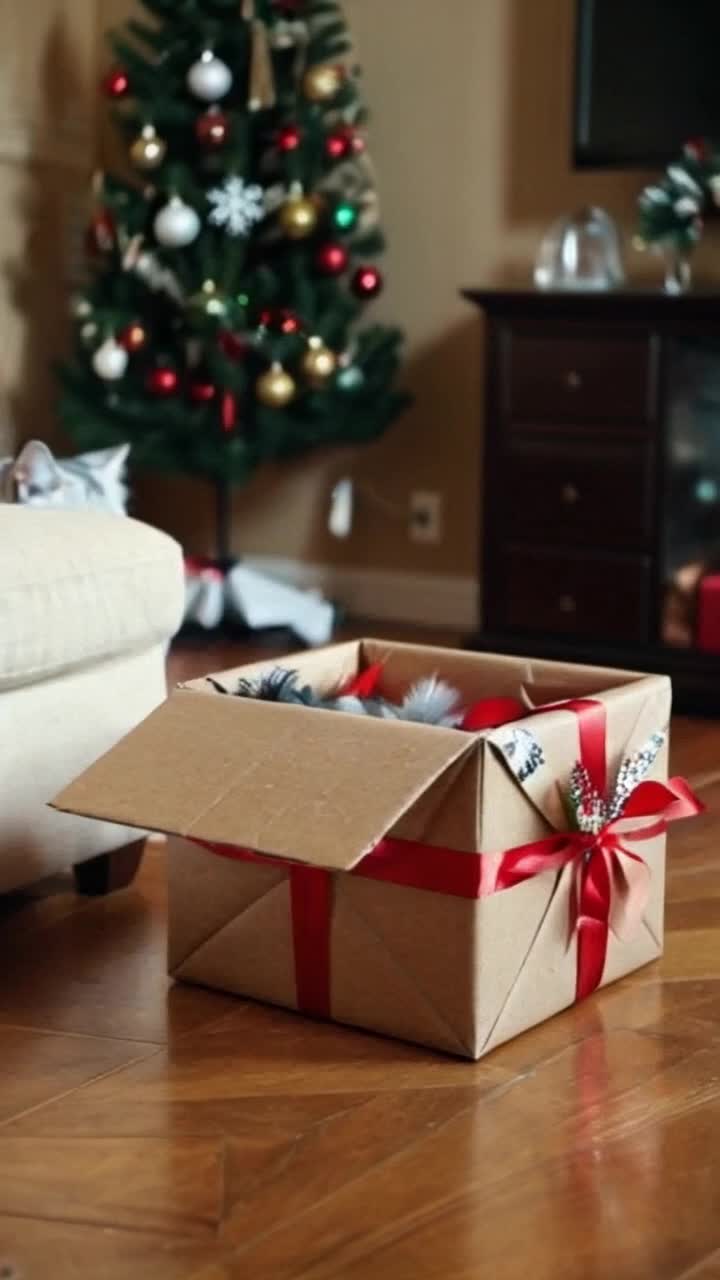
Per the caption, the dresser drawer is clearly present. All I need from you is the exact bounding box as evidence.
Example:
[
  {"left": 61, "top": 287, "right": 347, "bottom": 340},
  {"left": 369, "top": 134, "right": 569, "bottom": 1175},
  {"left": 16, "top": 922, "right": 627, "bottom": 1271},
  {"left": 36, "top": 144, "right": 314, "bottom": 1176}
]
[
  {"left": 490, "top": 546, "right": 652, "bottom": 643},
  {"left": 498, "top": 435, "right": 654, "bottom": 547},
  {"left": 502, "top": 329, "right": 655, "bottom": 424}
]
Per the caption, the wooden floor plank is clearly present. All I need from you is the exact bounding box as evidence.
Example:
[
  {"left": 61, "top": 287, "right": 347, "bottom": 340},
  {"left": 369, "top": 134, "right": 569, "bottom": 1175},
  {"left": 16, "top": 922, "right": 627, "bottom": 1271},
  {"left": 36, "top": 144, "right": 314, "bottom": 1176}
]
[
  {"left": 0, "top": 1135, "right": 224, "bottom": 1238},
  {"left": 0, "top": 1025, "right": 157, "bottom": 1125},
  {"left": 0, "top": 1215, "right": 229, "bottom": 1280},
  {"left": 0, "top": 845, "right": 237, "bottom": 1043}
]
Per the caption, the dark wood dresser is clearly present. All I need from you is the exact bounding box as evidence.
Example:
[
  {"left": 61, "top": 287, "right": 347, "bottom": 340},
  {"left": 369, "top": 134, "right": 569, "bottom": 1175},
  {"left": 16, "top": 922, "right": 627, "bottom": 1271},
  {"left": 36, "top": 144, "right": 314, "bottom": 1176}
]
[{"left": 464, "top": 288, "right": 720, "bottom": 712}]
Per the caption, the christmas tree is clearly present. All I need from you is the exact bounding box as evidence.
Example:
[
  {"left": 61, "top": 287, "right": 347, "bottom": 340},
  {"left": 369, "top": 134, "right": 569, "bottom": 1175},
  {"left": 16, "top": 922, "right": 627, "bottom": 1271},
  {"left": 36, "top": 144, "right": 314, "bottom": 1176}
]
[{"left": 59, "top": 0, "right": 407, "bottom": 562}]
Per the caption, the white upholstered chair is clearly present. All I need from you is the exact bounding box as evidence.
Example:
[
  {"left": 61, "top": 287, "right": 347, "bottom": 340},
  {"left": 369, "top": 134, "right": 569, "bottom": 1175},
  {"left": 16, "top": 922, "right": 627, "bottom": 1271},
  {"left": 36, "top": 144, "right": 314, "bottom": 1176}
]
[{"left": 0, "top": 507, "right": 184, "bottom": 894}]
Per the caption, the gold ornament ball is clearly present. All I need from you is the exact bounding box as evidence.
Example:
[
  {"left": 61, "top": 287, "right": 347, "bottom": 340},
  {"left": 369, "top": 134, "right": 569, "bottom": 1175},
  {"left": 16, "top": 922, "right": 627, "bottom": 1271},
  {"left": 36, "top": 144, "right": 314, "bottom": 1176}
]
[
  {"left": 303, "top": 63, "right": 343, "bottom": 103},
  {"left": 301, "top": 338, "right": 337, "bottom": 388},
  {"left": 130, "top": 125, "right": 167, "bottom": 171},
  {"left": 279, "top": 195, "right": 319, "bottom": 240},
  {"left": 256, "top": 362, "right": 297, "bottom": 408}
]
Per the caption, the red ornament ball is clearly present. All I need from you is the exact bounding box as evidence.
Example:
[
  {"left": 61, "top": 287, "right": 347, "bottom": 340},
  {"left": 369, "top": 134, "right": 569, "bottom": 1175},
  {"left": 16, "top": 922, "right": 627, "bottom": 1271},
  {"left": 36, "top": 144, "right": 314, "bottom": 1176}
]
[
  {"left": 118, "top": 322, "right": 148, "bottom": 353},
  {"left": 189, "top": 380, "right": 218, "bottom": 404},
  {"left": 325, "top": 129, "right": 350, "bottom": 161},
  {"left": 219, "top": 330, "right": 248, "bottom": 362},
  {"left": 103, "top": 68, "right": 130, "bottom": 98},
  {"left": 316, "top": 242, "right": 350, "bottom": 277},
  {"left": 85, "top": 209, "right": 116, "bottom": 256},
  {"left": 147, "top": 367, "right": 179, "bottom": 397},
  {"left": 195, "top": 108, "right": 231, "bottom": 149},
  {"left": 325, "top": 126, "right": 365, "bottom": 161},
  {"left": 352, "top": 265, "right": 383, "bottom": 299},
  {"left": 259, "top": 307, "right": 302, "bottom": 334},
  {"left": 277, "top": 124, "right": 302, "bottom": 153},
  {"left": 279, "top": 309, "right": 302, "bottom": 334}
]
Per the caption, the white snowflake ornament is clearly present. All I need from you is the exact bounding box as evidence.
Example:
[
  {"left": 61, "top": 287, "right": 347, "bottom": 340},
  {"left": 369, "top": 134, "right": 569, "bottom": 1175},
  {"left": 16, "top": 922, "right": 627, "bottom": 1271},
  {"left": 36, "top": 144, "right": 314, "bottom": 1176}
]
[{"left": 207, "top": 176, "right": 265, "bottom": 237}]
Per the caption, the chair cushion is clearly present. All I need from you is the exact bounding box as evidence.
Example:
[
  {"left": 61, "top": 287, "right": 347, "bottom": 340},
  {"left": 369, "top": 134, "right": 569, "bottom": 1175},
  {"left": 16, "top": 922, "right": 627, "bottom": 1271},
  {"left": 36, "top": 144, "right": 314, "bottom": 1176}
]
[{"left": 0, "top": 508, "right": 184, "bottom": 689}]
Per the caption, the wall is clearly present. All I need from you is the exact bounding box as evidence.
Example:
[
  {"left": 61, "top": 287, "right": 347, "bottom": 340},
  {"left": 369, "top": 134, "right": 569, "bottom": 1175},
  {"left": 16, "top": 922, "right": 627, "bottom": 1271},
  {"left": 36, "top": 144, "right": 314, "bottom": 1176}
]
[
  {"left": 0, "top": 0, "right": 98, "bottom": 460},
  {"left": 5, "top": 1, "right": 719, "bottom": 585}
]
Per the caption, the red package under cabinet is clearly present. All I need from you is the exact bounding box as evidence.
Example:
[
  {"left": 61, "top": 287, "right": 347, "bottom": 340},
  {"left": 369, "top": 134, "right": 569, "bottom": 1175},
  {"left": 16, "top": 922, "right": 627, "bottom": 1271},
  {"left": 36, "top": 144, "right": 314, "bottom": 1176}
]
[{"left": 697, "top": 575, "right": 720, "bottom": 654}]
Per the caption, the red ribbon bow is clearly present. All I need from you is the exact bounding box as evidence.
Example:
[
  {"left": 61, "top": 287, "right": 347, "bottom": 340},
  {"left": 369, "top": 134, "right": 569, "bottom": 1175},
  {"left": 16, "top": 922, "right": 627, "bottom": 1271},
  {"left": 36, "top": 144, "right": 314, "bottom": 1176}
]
[{"left": 494, "top": 774, "right": 702, "bottom": 1000}]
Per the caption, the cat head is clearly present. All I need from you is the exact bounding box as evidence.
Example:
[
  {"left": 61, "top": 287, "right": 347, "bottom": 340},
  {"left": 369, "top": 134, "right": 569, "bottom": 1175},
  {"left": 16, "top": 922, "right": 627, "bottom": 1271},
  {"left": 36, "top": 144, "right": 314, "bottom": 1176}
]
[{"left": 0, "top": 441, "right": 130, "bottom": 514}]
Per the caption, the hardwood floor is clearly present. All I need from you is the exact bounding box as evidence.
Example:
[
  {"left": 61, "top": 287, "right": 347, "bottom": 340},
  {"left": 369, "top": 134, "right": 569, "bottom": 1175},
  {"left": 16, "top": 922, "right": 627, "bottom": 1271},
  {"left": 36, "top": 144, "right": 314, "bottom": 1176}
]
[{"left": 1, "top": 630, "right": 719, "bottom": 1279}]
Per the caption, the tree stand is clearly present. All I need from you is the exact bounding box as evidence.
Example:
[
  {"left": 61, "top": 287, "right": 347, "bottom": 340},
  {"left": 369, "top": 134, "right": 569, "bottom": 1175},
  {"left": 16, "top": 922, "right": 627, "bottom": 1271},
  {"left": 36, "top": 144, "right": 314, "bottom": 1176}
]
[{"left": 179, "top": 477, "right": 337, "bottom": 647}]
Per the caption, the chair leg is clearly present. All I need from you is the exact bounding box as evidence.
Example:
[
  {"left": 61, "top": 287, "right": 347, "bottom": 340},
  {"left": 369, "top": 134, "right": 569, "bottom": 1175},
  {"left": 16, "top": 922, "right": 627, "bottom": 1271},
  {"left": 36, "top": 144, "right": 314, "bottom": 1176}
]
[{"left": 73, "top": 840, "right": 145, "bottom": 897}]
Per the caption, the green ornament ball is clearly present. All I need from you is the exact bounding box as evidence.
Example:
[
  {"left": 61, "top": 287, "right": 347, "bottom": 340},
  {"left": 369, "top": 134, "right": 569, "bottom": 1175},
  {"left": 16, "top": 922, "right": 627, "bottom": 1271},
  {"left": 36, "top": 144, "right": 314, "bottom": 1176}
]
[
  {"left": 337, "top": 364, "right": 365, "bottom": 392},
  {"left": 333, "top": 201, "right": 360, "bottom": 233}
]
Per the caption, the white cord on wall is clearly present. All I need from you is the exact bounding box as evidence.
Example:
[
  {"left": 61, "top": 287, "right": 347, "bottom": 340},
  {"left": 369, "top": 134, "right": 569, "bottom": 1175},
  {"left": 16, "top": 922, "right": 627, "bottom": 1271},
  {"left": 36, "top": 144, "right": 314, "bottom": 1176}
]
[{"left": 328, "top": 476, "right": 407, "bottom": 539}]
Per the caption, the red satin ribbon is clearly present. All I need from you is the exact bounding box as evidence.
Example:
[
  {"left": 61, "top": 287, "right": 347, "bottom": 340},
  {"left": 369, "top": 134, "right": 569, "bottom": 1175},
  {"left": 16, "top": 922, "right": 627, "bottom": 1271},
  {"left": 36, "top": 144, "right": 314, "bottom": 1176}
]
[
  {"left": 538, "top": 698, "right": 608, "bottom": 797},
  {"left": 461, "top": 695, "right": 607, "bottom": 799},
  {"left": 195, "top": 776, "right": 701, "bottom": 1017},
  {"left": 290, "top": 866, "right": 332, "bottom": 1018}
]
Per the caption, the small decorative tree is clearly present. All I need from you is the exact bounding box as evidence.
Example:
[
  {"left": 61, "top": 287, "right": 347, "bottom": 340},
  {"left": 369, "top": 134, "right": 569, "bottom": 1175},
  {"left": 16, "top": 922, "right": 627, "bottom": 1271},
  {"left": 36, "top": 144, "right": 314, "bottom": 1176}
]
[
  {"left": 637, "top": 138, "right": 720, "bottom": 291},
  {"left": 59, "top": 0, "right": 408, "bottom": 566}
]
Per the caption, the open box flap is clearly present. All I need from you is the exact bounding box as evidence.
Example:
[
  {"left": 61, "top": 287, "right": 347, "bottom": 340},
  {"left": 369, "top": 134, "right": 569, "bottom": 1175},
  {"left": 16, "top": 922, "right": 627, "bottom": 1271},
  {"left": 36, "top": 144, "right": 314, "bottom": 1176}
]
[{"left": 52, "top": 689, "right": 476, "bottom": 872}]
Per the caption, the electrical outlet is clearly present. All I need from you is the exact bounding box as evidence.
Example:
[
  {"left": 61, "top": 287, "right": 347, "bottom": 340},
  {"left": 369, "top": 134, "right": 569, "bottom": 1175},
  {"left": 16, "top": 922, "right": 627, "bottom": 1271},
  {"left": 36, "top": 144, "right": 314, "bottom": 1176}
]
[{"left": 409, "top": 490, "right": 443, "bottom": 544}]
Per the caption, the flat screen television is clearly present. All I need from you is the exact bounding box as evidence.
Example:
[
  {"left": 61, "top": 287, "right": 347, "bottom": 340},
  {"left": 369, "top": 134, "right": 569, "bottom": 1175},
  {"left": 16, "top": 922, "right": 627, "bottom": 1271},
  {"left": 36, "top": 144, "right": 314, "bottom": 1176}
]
[{"left": 574, "top": 0, "right": 720, "bottom": 168}]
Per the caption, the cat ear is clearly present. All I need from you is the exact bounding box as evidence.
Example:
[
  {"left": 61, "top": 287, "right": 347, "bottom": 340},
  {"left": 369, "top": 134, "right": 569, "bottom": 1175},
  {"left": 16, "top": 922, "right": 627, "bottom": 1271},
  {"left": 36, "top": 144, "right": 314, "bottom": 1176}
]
[
  {"left": 77, "top": 444, "right": 130, "bottom": 478},
  {"left": 66, "top": 443, "right": 130, "bottom": 513},
  {"left": 13, "top": 441, "right": 64, "bottom": 499}
]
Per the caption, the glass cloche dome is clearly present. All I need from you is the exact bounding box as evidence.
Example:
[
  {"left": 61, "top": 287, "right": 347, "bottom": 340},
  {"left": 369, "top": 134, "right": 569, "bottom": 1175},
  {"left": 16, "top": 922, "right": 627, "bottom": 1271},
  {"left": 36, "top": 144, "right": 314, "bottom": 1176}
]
[{"left": 534, "top": 206, "right": 625, "bottom": 291}]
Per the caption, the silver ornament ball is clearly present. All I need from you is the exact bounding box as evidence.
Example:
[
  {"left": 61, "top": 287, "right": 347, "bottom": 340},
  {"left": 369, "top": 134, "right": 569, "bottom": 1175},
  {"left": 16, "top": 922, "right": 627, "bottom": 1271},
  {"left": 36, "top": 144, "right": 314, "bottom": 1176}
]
[
  {"left": 187, "top": 51, "right": 233, "bottom": 103},
  {"left": 154, "top": 196, "right": 201, "bottom": 248},
  {"left": 92, "top": 337, "right": 129, "bottom": 382}
]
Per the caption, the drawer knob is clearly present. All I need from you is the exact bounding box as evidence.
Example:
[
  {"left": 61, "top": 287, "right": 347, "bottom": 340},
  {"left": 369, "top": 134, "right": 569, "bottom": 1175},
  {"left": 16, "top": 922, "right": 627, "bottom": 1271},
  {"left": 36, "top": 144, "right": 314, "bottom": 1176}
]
[
  {"left": 561, "top": 482, "right": 580, "bottom": 505},
  {"left": 558, "top": 594, "right": 577, "bottom": 615},
  {"left": 564, "top": 370, "right": 583, "bottom": 391}
]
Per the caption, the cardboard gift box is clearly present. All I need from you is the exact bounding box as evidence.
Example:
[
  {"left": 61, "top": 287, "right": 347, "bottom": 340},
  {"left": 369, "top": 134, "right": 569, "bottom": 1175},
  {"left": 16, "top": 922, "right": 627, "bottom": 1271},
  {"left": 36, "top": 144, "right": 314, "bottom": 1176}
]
[{"left": 53, "top": 640, "right": 695, "bottom": 1060}]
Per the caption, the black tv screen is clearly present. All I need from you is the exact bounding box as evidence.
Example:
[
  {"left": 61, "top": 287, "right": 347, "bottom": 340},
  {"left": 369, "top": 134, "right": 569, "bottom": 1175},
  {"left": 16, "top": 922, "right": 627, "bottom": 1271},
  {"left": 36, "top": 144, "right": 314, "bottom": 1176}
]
[{"left": 575, "top": 0, "right": 720, "bottom": 168}]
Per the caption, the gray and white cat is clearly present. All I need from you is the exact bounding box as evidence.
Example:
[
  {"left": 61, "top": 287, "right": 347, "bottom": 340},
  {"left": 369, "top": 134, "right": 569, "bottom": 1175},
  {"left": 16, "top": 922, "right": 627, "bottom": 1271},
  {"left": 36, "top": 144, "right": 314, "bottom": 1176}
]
[{"left": 0, "top": 440, "right": 130, "bottom": 514}]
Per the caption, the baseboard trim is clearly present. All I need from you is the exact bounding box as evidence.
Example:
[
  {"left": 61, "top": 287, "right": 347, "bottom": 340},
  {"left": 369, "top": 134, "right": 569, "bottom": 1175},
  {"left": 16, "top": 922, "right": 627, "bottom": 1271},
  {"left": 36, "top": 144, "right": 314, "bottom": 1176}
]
[{"left": 245, "top": 556, "right": 479, "bottom": 631}]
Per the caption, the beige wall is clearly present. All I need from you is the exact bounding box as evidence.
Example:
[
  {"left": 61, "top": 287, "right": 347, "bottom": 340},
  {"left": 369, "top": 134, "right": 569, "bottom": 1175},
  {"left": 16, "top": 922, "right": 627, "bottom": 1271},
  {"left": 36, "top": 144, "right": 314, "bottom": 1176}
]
[
  {"left": 6, "top": 0, "right": 720, "bottom": 577},
  {"left": 0, "top": 0, "right": 99, "bottom": 458}
]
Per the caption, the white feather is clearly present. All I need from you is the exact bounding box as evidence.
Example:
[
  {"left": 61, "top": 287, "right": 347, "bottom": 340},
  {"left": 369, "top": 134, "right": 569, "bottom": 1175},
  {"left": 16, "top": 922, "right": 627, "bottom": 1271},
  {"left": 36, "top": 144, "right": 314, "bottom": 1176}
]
[{"left": 398, "top": 677, "right": 463, "bottom": 726}]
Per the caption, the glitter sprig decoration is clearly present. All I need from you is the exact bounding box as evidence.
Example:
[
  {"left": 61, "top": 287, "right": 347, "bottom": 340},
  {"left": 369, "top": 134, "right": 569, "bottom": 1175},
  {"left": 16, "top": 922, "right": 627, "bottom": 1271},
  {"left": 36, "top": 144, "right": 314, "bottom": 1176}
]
[
  {"left": 568, "top": 763, "right": 607, "bottom": 835},
  {"left": 568, "top": 730, "right": 667, "bottom": 834},
  {"left": 607, "top": 731, "right": 667, "bottom": 820}
]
